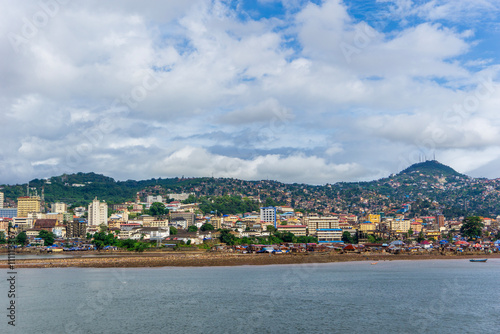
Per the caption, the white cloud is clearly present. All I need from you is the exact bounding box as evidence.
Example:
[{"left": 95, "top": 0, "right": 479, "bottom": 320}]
[
  {"left": 0, "top": 0, "right": 499, "bottom": 185},
  {"left": 153, "top": 146, "right": 367, "bottom": 184}
]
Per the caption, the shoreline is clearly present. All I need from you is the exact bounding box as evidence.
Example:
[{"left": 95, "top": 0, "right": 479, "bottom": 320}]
[{"left": 1, "top": 251, "right": 498, "bottom": 268}]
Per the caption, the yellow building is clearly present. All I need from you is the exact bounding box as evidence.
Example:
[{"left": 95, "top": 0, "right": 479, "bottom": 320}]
[
  {"left": 17, "top": 196, "right": 41, "bottom": 218},
  {"left": 359, "top": 222, "right": 376, "bottom": 233},
  {"left": 276, "top": 225, "right": 307, "bottom": 237},
  {"left": 410, "top": 222, "right": 422, "bottom": 233},
  {"left": 210, "top": 217, "right": 222, "bottom": 230},
  {"left": 367, "top": 214, "right": 381, "bottom": 224}
]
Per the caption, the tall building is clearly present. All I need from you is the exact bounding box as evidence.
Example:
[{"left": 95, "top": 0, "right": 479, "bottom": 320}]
[
  {"left": 260, "top": 207, "right": 277, "bottom": 227},
  {"left": 437, "top": 214, "right": 445, "bottom": 228},
  {"left": 51, "top": 202, "right": 68, "bottom": 213},
  {"left": 66, "top": 218, "right": 87, "bottom": 238},
  {"left": 17, "top": 196, "right": 41, "bottom": 218},
  {"left": 0, "top": 192, "right": 4, "bottom": 208},
  {"left": 88, "top": 197, "right": 108, "bottom": 226}
]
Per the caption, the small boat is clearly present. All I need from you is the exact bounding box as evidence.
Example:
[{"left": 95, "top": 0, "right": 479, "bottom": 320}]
[
  {"left": 371, "top": 262, "right": 378, "bottom": 265},
  {"left": 469, "top": 259, "right": 487, "bottom": 262}
]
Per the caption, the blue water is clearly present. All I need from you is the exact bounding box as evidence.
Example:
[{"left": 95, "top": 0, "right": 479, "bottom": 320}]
[{"left": 2, "top": 260, "right": 499, "bottom": 333}]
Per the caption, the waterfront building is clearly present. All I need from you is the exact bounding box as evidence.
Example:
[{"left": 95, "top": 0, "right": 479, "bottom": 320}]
[
  {"left": 66, "top": 219, "right": 87, "bottom": 238},
  {"left": 306, "top": 216, "right": 340, "bottom": 236},
  {"left": 130, "top": 227, "right": 169, "bottom": 241},
  {"left": 316, "top": 229, "right": 343, "bottom": 243},
  {"left": 88, "top": 197, "right": 108, "bottom": 226},
  {"left": 17, "top": 196, "right": 41, "bottom": 217}
]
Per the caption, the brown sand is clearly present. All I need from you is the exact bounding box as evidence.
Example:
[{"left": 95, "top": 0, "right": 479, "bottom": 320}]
[{"left": 1, "top": 251, "right": 499, "bottom": 268}]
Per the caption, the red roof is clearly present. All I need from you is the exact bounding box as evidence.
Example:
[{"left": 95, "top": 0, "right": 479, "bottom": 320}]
[{"left": 34, "top": 219, "right": 58, "bottom": 228}]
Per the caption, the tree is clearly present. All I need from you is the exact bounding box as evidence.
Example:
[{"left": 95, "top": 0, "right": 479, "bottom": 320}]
[
  {"left": 219, "top": 229, "right": 237, "bottom": 245},
  {"left": 200, "top": 223, "right": 214, "bottom": 231},
  {"left": 187, "top": 225, "right": 198, "bottom": 232},
  {"left": 417, "top": 231, "right": 425, "bottom": 243},
  {"left": 266, "top": 225, "right": 276, "bottom": 233},
  {"left": 407, "top": 228, "right": 413, "bottom": 236},
  {"left": 342, "top": 231, "right": 353, "bottom": 244},
  {"left": 460, "top": 216, "right": 484, "bottom": 240},
  {"left": 0, "top": 231, "right": 6, "bottom": 244},
  {"left": 15, "top": 232, "right": 27, "bottom": 245},
  {"left": 149, "top": 202, "right": 166, "bottom": 216},
  {"left": 38, "top": 230, "right": 55, "bottom": 246},
  {"left": 169, "top": 226, "right": 178, "bottom": 235}
]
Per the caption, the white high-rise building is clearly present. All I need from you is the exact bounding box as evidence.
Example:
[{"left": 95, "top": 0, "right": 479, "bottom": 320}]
[
  {"left": 0, "top": 192, "right": 4, "bottom": 208},
  {"left": 88, "top": 197, "right": 108, "bottom": 226},
  {"left": 260, "top": 207, "right": 277, "bottom": 227}
]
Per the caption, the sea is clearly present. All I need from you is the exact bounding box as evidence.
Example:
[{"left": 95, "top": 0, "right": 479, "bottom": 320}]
[{"left": 2, "top": 259, "right": 499, "bottom": 333}]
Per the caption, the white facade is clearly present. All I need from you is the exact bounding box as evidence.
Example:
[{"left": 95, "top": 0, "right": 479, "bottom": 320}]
[
  {"left": 168, "top": 193, "right": 193, "bottom": 201},
  {"left": 88, "top": 197, "right": 108, "bottom": 226},
  {"left": 146, "top": 195, "right": 163, "bottom": 208},
  {"left": 306, "top": 216, "right": 340, "bottom": 236},
  {"left": 260, "top": 207, "right": 277, "bottom": 227},
  {"left": 130, "top": 227, "right": 169, "bottom": 241},
  {"left": 0, "top": 192, "right": 4, "bottom": 208},
  {"left": 51, "top": 202, "right": 68, "bottom": 213}
]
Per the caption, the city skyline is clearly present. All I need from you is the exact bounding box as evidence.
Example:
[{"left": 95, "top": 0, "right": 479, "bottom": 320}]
[{"left": 1, "top": 0, "right": 500, "bottom": 185}]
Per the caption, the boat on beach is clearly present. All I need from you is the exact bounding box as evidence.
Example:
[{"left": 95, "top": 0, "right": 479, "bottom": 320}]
[{"left": 469, "top": 259, "right": 487, "bottom": 262}]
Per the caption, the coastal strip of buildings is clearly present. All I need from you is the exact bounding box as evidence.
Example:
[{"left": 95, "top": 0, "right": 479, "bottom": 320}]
[{"left": 0, "top": 190, "right": 498, "bottom": 246}]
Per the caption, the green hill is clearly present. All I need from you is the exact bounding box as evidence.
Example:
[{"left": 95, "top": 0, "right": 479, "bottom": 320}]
[{"left": 399, "top": 160, "right": 463, "bottom": 177}]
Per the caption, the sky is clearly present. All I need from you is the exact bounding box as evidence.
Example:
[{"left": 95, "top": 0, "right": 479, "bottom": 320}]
[{"left": 1, "top": 0, "right": 500, "bottom": 185}]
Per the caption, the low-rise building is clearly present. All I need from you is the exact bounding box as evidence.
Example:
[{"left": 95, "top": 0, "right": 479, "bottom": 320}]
[
  {"left": 276, "top": 225, "right": 307, "bottom": 237},
  {"left": 316, "top": 229, "right": 343, "bottom": 243}
]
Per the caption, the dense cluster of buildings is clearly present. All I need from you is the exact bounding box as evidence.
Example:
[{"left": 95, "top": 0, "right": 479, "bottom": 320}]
[{"left": 0, "top": 190, "right": 499, "bottom": 246}]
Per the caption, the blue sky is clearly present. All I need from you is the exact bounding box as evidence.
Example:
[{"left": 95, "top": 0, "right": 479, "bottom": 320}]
[{"left": 1, "top": 0, "right": 500, "bottom": 185}]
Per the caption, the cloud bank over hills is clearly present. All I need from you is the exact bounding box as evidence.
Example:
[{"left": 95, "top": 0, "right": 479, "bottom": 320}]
[{"left": 1, "top": 0, "right": 499, "bottom": 185}]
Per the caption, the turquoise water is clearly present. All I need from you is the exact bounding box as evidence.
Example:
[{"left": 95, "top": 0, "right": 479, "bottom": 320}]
[{"left": 2, "top": 259, "right": 499, "bottom": 333}]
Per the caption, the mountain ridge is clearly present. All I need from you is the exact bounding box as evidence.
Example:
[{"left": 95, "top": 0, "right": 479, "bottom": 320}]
[{"left": 1, "top": 160, "right": 499, "bottom": 218}]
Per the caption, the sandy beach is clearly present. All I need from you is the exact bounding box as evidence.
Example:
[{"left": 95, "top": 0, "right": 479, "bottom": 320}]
[{"left": 1, "top": 251, "right": 499, "bottom": 268}]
